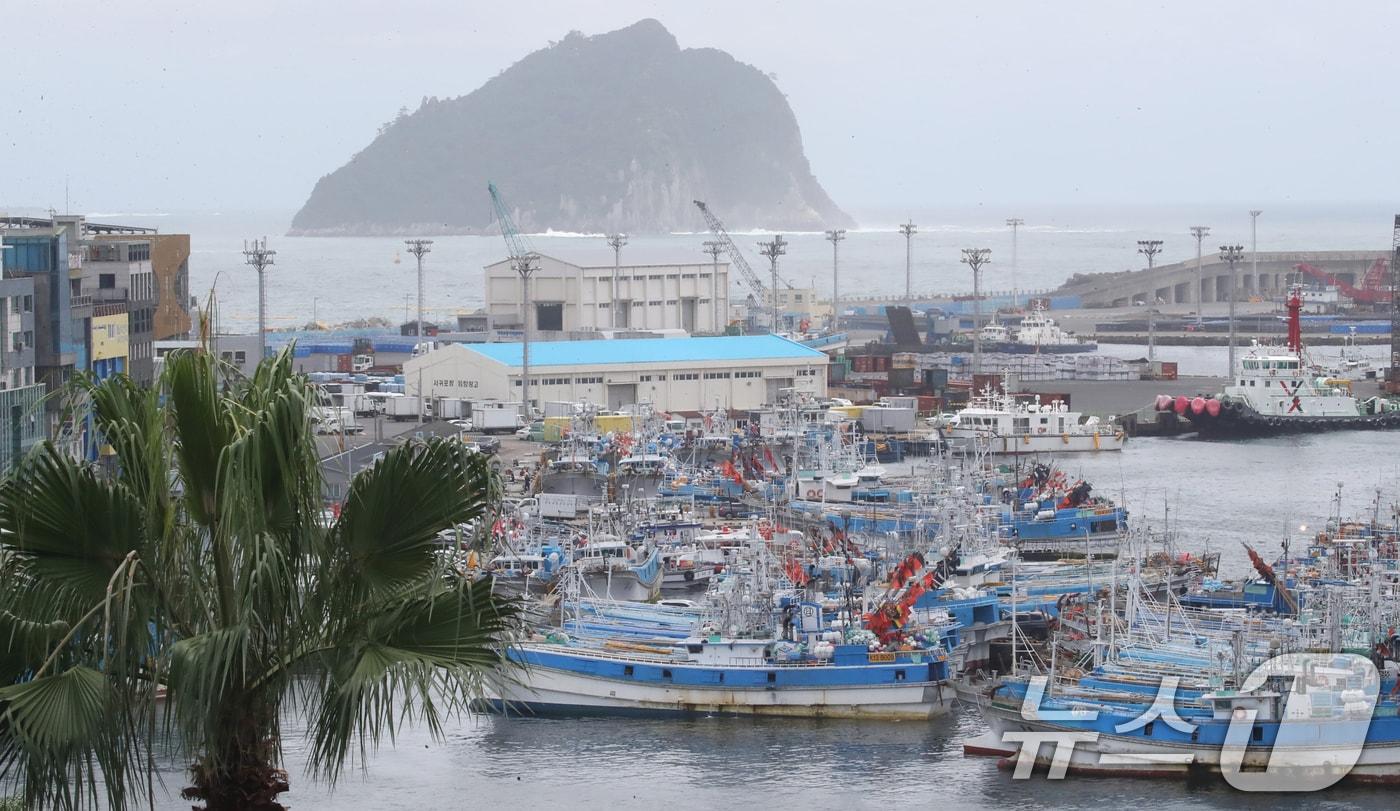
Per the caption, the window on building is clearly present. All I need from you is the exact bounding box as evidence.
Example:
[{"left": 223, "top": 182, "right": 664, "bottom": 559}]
[
  {"left": 99, "top": 274, "right": 116, "bottom": 290},
  {"left": 7, "top": 298, "right": 16, "bottom": 315},
  {"left": 22, "top": 296, "right": 31, "bottom": 312}
]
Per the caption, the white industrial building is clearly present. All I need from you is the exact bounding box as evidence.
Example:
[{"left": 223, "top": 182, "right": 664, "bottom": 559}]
[
  {"left": 403, "top": 335, "right": 827, "bottom": 412},
  {"left": 484, "top": 253, "right": 730, "bottom": 336}
]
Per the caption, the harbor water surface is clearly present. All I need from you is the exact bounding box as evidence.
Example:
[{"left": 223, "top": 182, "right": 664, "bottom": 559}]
[{"left": 141, "top": 427, "right": 1400, "bottom": 809}]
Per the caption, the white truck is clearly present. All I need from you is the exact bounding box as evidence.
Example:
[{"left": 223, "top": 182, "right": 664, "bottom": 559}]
[
  {"left": 313, "top": 406, "right": 364, "bottom": 435},
  {"left": 472, "top": 407, "right": 523, "bottom": 434},
  {"left": 383, "top": 395, "right": 422, "bottom": 422},
  {"left": 433, "top": 398, "right": 469, "bottom": 420}
]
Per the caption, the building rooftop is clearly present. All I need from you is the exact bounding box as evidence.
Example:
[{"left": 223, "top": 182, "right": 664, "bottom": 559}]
[
  {"left": 485, "top": 250, "right": 727, "bottom": 271},
  {"left": 460, "top": 334, "right": 825, "bottom": 369}
]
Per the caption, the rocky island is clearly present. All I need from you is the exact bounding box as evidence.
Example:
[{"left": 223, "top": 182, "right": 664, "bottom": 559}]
[{"left": 288, "top": 19, "right": 853, "bottom": 236}]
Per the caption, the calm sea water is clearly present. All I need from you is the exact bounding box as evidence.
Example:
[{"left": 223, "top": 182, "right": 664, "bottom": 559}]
[{"left": 110, "top": 204, "right": 1400, "bottom": 807}]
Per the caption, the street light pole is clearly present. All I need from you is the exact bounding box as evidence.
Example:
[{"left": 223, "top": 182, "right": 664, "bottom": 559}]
[
  {"left": 606, "top": 233, "right": 627, "bottom": 329},
  {"left": 825, "top": 229, "right": 846, "bottom": 333},
  {"left": 899, "top": 221, "right": 917, "bottom": 304},
  {"left": 702, "top": 240, "right": 723, "bottom": 333},
  {"left": 1006, "top": 218, "right": 1023, "bottom": 308},
  {"left": 404, "top": 239, "right": 433, "bottom": 341},
  {"left": 1190, "top": 226, "right": 1211, "bottom": 326},
  {"left": 242, "top": 237, "right": 276, "bottom": 360},
  {"left": 1220, "top": 244, "right": 1245, "bottom": 375},
  {"left": 757, "top": 235, "right": 787, "bottom": 333},
  {"left": 961, "top": 248, "right": 992, "bottom": 377},
  {"left": 1249, "top": 210, "right": 1262, "bottom": 296},
  {"left": 515, "top": 254, "right": 540, "bottom": 418}
]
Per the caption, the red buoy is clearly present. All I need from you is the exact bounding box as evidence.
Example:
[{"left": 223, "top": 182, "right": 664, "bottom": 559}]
[
  {"left": 1155, "top": 394, "right": 1172, "bottom": 411},
  {"left": 1191, "top": 397, "right": 1206, "bottom": 415},
  {"left": 1205, "top": 398, "right": 1221, "bottom": 417},
  {"left": 1174, "top": 395, "right": 1189, "bottom": 414}
]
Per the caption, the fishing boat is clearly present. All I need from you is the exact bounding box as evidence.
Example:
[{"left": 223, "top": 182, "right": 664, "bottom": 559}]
[
  {"left": 575, "top": 539, "right": 664, "bottom": 602},
  {"left": 483, "top": 634, "right": 956, "bottom": 719},
  {"left": 1164, "top": 288, "right": 1400, "bottom": 437},
  {"left": 941, "top": 386, "right": 1125, "bottom": 454}
]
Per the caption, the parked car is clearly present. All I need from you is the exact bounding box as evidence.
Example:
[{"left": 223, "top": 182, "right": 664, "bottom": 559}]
[
  {"left": 449, "top": 418, "right": 474, "bottom": 431},
  {"left": 468, "top": 436, "right": 501, "bottom": 456}
]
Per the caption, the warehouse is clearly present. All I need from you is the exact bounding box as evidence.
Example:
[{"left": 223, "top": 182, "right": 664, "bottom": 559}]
[
  {"left": 484, "top": 253, "right": 730, "bottom": 335},
  {"left": 403, "top": 335, "right": 827, "bottom": 412}
]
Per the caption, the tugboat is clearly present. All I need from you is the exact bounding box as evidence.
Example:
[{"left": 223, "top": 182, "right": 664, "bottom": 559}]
[
  {"left": 1010, "top": 304, "right": 1097, "bottom": 353},
  {"left": 1163, "top": 287, "right": 1400, "bottom": 437},
  {"left": 941, "top": 382, "right": 1126, "bottom": 453}
]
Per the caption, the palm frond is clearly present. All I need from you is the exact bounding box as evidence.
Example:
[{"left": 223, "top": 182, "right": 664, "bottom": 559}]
[
  {"left": 0, "top": 446, "right": 146, "bottom": 611},
  {"left": 331, "top": 439, "right": 494, "bottom": 599},
  {"left": 306, "top": 581, "right": 521, "bottom": 781},
  {"left": 0, "top": 666, "right": 129, "bottom": 810}
]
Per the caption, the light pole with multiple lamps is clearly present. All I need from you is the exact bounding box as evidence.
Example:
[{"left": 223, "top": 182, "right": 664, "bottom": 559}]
[
  {"left": 1220, "top": 245, "right": 1245, "bottom": 375},
  {"left": 1006, "top": 218, "right": 1023, "bottom": 308},
  {"left": 242, "top": 238, "right": 276, "bottom": 359},
  {"left": 899, "top": 221, "right": 917, "bottom": 303},
  {"left": 824, "top": 229, "right": 845, "bottom": 332},
  {"left": 514, "top": 254, "right": 540, "bottom": 417},
  {"left": 757, "top": 235, "right": 787, "bottom": 332},
  {"left": 606, "top": 233, "right": 627, "bottom": 328},
  {"left": 961, "top": 248, "right": 992, "bottom": 376},
  {"left": 1190, "top": 226, "right": 1210, "bottom": 325},
  {"left": 1138, "top": 240, "right": 1164, "bottom": 351},
  {"left": 702, "top": 240, "right": 723, "bottom": 333},
  {"left": 404, "top": 238, "right": 433, "bottom": 341},
  {"left": 1137, "top": 239, "right": 1163, "bottom": 269},
  {"left": 1249, "top": 210, "right": 1262, "bottom": 296}
]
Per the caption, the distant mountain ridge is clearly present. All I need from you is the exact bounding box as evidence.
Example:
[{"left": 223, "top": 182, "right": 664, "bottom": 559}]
[{"left": 288, "top": 19, "right": 853, "bottom": 236}]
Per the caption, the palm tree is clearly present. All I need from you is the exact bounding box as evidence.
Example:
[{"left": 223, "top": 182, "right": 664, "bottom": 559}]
[{"left": 0, "top": 348, "right": 520, "bottom": 809}]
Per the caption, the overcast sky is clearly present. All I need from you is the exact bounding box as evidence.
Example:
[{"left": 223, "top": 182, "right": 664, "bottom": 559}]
[{"left": 3, "top": 1, "right": 1397, "bottom": 216}]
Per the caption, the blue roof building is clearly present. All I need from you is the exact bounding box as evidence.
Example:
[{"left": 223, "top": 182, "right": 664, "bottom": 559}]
[{"left": 404, "top": 335, "right": 828, "bottom": 412}]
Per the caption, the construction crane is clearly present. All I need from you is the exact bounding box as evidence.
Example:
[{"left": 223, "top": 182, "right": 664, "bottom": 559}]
[
  {"left": 1294, "top": 260, "right": 1391, "bottom": 305},
  {"left": 694, "top": 200, "right": 778, "bottom": 329},
  {"left": 487, "top": 182, "right": 540, "bottom": 416}
]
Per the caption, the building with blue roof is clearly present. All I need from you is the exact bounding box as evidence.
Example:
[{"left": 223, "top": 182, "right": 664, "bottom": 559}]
[{"left": 403, "top": 335, "right": 828, "bottom": 412}]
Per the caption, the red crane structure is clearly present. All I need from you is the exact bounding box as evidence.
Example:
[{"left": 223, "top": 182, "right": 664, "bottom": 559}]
[{"left": 1293, "top": 259, "right": 1391, "bottom": 304}]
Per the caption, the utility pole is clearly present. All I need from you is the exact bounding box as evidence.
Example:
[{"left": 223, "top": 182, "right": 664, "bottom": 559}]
[
  {"left": 1249, "top": 210, "right": 1262, "bottom": 297},
  {"left": 1220, "top": 245, "right": 1245, "bottom": 375},
  {"left": 703, "top": 240, "right": 724, "bottom": 333},
  {"left": 404, "top": 238, "right": 433, "bottom": 341},
  {"left": 825, "top": 229, "right": 846, "bottom": 333},
  {"left": 242, "top": 237, "right": 276, "bottom": 359},
  {"left": 606, "top": 233, "right": 627, "bottom": 329},
  {"left": 1137, "top": 239, "right": 1163, "bottom": 269},
  {"left": 899, "top": 221, "right": 917, "bottom": 304},
  {"left": 1190, "top": 226, "right": 1211, "bottom": 326},
  {"left": 961, "top": 248, "right": 992, "bottom": 377},
  {"left": 757, "top": 235, "right": 787, "bottom": 333},
  {"left": 515, "top": 254, "right": 540, "bottom": 417},
  {"left": 1006, "top": 218, "right": 1023, "bottom": 308}
]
